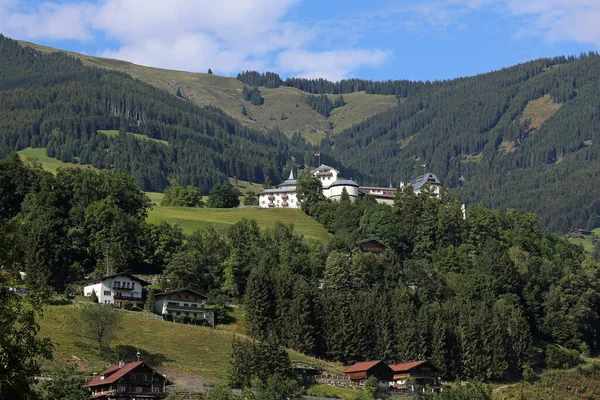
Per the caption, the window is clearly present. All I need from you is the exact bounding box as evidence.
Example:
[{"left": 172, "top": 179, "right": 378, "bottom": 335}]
[
  {"left": 184, "top": 312, "right": 189, "bottom": 316},
  {"left": 104, "top": 291, "right": 111, "bottom": 296},
  {"left": 153, "top": 387, "right": 162, "bottom": 393},
  {"left": 135, "top": 386, "right": 142, "bottom": 393},
  {"left": 131, "top": 283, "right": 135, "bottom": 290},
  {"left": 191, "top": 304, "right": 197, "bottom": 307},
  {"left": 118, "top": 385, "right": 127, "bottom": 392},
  {"left": 183, "top": 303, "right": 188, "bottom": 307},
  {"left": 143, "top": 374, "right": 150, "bottom": 381},
  {"left": 132, "top": 374, "right": 137, "bottom": 381}
]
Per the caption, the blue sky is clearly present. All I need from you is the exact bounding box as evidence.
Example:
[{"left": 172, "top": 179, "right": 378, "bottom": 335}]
[{"left": 1, "top": 0, "right": 598, "bottom": 81}]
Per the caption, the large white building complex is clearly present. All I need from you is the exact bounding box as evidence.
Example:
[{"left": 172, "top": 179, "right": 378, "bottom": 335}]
[{"left": 258, "top": 165, "right": 442, "bottom": 209}]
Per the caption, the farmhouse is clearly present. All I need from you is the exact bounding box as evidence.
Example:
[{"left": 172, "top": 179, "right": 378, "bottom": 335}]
[
  {"left": 84, "top": 360, "right": 171, "bottom": 399},
  {"left": 259, "top": 167, "right": 443, "bottom": 208},
  {"left": 357, "top": 238, "right": 388, "bottom": 259},
  {"left": 389, "top": 360, "right": 442, "bottom": 392},
  {"left": 153, "top": 288, "right": 215, "bottom": 326},
  {"left": 83, "top": 274, "right": 149, "bottom": 308},
  {"left": 344, "top": 360, "right": 393, "bottom": 389}
]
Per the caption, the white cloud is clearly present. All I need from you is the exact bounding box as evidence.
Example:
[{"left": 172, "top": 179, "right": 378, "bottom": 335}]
[
  {"left": 0, "top": 0, "right": 390, "bottom": 80},
  {"left": 277, "top": 49, "right": 391, "bottom": 82}
]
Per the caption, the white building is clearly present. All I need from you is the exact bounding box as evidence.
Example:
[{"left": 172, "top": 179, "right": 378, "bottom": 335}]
[
  {"left": 83, "top": 273, "right": 149, "bottom": 308},
  {"left": 259, "top": 170, "right": 301, "bottom": 208},
  {"left": 153, "top": 288, "right": 214, "bottom": 326},
  {"left": 258, "top": 166, "right": 442, "bottom": 208}
]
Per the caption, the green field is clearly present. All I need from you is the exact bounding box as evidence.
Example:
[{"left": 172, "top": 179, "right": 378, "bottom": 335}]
[
  {"left": 147, "top": 206, "right": 330, "bottom": 240},
  {"left": 17, "top": 148, "right": 96, "bottom": 173},
  {"left": 99, "top": 129, "right": 168, "bottom": 146},
  {"left": 39, "top": 305, "right": 340, "bottom": 382},
  {"left": 19, "top": 40, "right": 397, "bottom": 141},
  {"left": 567, "top": 229, "right": 599, "bottom": 253}
]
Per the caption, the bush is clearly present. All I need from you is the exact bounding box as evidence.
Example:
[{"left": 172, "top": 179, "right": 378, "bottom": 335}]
[
  {"left": 130, "top": 306, "right": 142, "bottom": 312},
  {"left": 174, "top": 315, "right": 186, "bottom": 324},
  {"left": 123, "top": 301, "right": 134, "bottom": 310},
  {"left": 545, "top": 345, "right": 581, "bottom": 369}
]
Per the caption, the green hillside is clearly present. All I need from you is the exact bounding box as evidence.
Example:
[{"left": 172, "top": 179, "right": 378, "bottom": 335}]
[
  {"left": 147, "top": 206, "right": 330, "bottom": 240},
  {"left": 17, "top": 148, "right": 96, "bottom": 173},
  {"left": 39, "top": 305, "right": 340, "bottom": 382},
  {"left": 18, "top": 40, "right": 397, "bottom": 142}
]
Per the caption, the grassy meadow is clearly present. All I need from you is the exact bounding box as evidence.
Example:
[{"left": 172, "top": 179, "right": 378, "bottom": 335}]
[
  {"left": 567, "top": 228, "right": 599, "bottom": 253},
  {"left": 147, "top": 206, "right": 330, "bottom": 240},
  {"left": 38, "top": 305, "right": 341, "bottom": 383},
  {"left": 98, "top": 129, "right": 169, "bottom": 146},
  {"left": 17, "top": 148, "right": 97, "bottom": 174}
]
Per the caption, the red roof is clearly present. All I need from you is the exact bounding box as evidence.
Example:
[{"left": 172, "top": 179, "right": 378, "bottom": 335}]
[
  {"left": 85, "top": 361, "right": 147, "bottom": 387},
  {"left": 344, "top": 360, "right": 383, "bottom": 373},
  {"left": 389, "top": 360, "right": 439, "bottom": 373}
]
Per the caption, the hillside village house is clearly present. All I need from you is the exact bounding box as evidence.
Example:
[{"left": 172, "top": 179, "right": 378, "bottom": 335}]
[
  {"left": 83, "top": 274, "right": 149, "bottom": 308},
  {"left": 344, "top": 360, "right": 394, "bottom": 389},
  {"left": 357, "top": 238, "right": 388, "bottom": 259},
  {"left": 84, "top": 360, "right": 171, "bottom": 399},
  {"left": 389, "top": 361, "right": 442, "bottom": 392},
  {"left": 153, "top": 288, "right": 215, "bottom": 326},
  {"left": 259, "top": 166, "right": 442, "bottom": 208}
]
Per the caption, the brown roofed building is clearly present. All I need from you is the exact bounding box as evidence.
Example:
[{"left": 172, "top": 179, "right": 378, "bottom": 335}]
[
  {"left": 389, "top": 360, "right": 442, "bottom": 392},
  {"left": 356, "top": 238, "right": 388, "bottom": 259},
  {"left": 84, "top": 361, "right": 172, "bottom": 399},
  {"left": 344, "top": 360, "right": 393, "bottom": 389}
]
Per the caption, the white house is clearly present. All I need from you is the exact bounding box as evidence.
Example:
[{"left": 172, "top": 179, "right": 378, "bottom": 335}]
[
  {"left": 259, "top": 170, "right": 301, "bottom": 208},
  {"left": 153, "top": 288, "right": 215, "bottom": 326},
  {"left": 83, "top": 273, "right": 150, "bottom": 308}
]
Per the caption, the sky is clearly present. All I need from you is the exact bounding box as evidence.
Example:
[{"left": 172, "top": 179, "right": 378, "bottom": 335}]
[{"left": 0, "top": 0, "right": 599, "bottom": 82}]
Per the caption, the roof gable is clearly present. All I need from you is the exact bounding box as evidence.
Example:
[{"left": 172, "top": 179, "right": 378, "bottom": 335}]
[
  {"left": 344, "top": 360, "right": 384, "bottom": 373},
  {"left": 83, "top": 273, "right": 150, "bottom": 286},
  {"left": 154, "top": 287, "right": 209, "bottom": 300},
  {"left": 389, "top": 360, "right": 440, "bottom": 373},
  {"left": 85, "top": 361, "right": 172, "bottom": 388}
]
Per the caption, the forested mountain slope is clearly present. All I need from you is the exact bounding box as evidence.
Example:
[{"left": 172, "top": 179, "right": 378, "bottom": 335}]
[
  {"left": 324, "top": 53, "right": 600, "bottom": 232},
  {"left": 18, "top": 40, "right": 398, "bottom": 143},
  {"left": 0, "top": 35, "right": 307, "bottom": 192}
]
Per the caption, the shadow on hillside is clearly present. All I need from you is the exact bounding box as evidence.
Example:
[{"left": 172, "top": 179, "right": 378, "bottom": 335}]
[{"left": 105, "top": 345, "right": 172, "bottom": 366}]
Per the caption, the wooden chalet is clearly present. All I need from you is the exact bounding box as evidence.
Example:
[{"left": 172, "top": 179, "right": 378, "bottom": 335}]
[
  {"left": 356, "top": 238, "right": 387, "bottom": 259},
  {"left": 84, "top": 361, "right": 172, "bottom": 399},
  {"left": 344, "top": 360, "right": 393, "bottom": 388},
  {"left": 571, "top": 229, "right": 593, "bottom": 236},
  {"left": 389, "top": 360, "right": 442, "bottom": 392}
]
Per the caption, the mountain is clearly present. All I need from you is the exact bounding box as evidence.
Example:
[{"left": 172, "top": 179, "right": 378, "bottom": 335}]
[
  {"left": 323, "top": 53, "right": 600, "bottom": 233},
  {"left": 0, "top": 35, "right": 307, "bottom": 193},
  {"left": 6, "top": 36, "right": 600, "bottom": 233},
  {"left": 18, "top": 40, "right": 398, "bottom": 146}
]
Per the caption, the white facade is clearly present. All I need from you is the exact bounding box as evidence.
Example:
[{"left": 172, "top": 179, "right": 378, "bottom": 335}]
[
  {"left": 258, "top": 167, "right": 442, "bottom": 208},
  {"left": 259, "top": 188, "right": 300, "bottom": 208},
  {"left": 83, "top": 274, "right": 146, "bottom": 306}
]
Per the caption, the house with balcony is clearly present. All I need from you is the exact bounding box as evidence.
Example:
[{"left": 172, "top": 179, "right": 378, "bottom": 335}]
[
  {"left": 153, "top": 288, "right": 214, "bottom": 326},
  {"left": 83, "top": 274, "right": 150, "bottom": 308},
  {"left": 344, "top": 360, "right": 393, "bottom": 389},
  {"left": 84, "top": 360, "right": 171, "bottom": 399}
]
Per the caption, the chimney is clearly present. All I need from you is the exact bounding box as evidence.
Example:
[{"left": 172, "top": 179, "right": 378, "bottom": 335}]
[{"left": 119, "top": 360, "right": 125, "bottom": 368}]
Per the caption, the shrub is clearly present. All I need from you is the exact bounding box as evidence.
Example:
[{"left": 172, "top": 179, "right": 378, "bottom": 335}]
[
  {"left": 130, "top": 306, "right": 142, "bottom": 312},
  {"left": 174, "top": 315, "right": 186, "bottom": 324},
  {"left": 545, "top": 345, "right": 581, "bottom": 369},
  {"left": 123, "top": 301, "right": 134, "bottom": 310}
]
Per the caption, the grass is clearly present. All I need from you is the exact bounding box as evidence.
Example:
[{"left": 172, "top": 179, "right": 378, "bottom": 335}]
[
  {"left": 38, "top": 305, "right": 341, "bottom": 382},
  {"left": 567, "top": 228, "right": 599, "bottom": 253},
  {"left": 17, "top": 148, "right": 97, "bottom": 174},
  {"left": 19, "top": 40, "right": 397, "bottom": 142},
  {"left": 98, "top": 130, "right": 168, "bottom": 146},
  {"left": 147, "top": 206, "right": 330, "bottom": 240},
  {"left": 229, "top": 178, "right": 263, "bottom": 194},
  {"left": 522, "top": 94, "right": 562, "bottom": 130},
  {"left": 146, "top": 192, "right": 165, "bottom": 206},
  {"left": 306, "top": 385, "right": 361, "bottom": 399}
]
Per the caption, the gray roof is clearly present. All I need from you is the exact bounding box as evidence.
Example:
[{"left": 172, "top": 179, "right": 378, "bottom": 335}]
[
  {"left": 310, "top": 164, "right": 339, "bottom": 173},
  {"left": 329, "top": 179, "right": 359, "bottom": 187},
  {"left": 278, "top": 179, "right": 297, "bottom": 187},
  {"left": 261, "top": 187, "right": 297, "bottom": 194},
  {"left": 409, "top": 173, "right": 441, "bottom": 190}
]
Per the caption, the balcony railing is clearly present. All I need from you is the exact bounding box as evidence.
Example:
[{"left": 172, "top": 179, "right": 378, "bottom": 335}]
[
  {"left": 165, "top": 304, "right": 208, "bottom": 312},
  {"left": 114, "top": 294, "right": 143, "bottom": 300},
  {"left": 281, "top": 194, "right": 289, "bottom": 199},
  {"left": 112, "top": 284, "right": 135, "bottom": 290}
]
